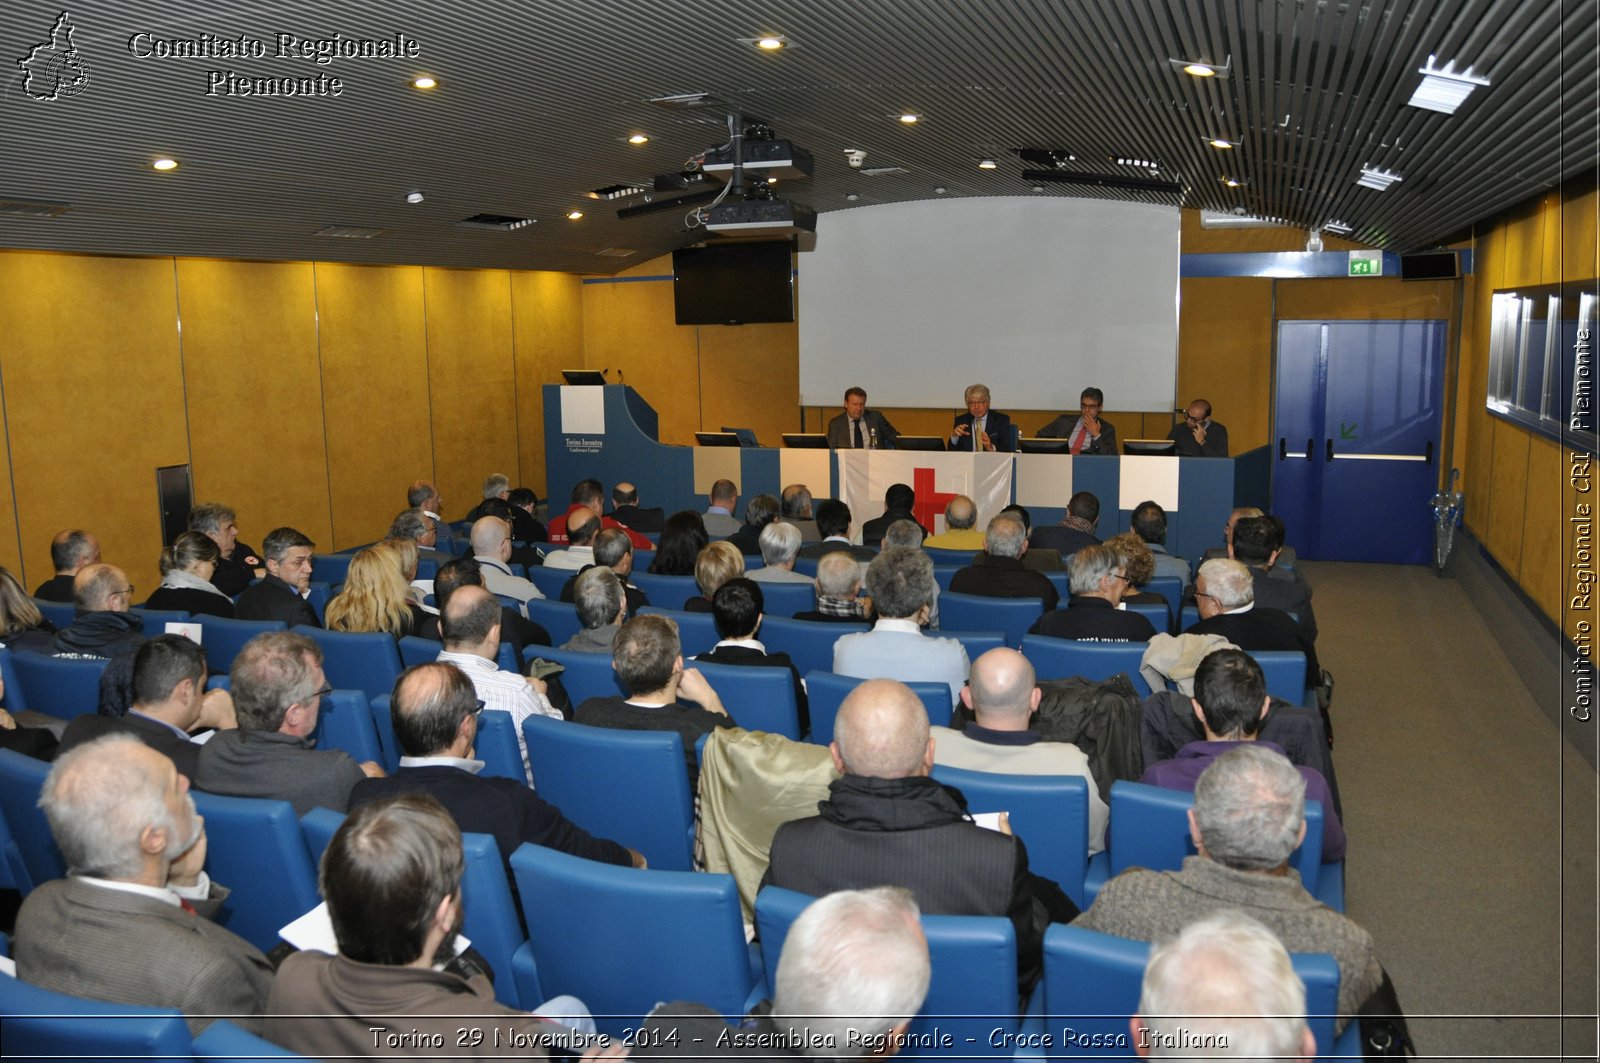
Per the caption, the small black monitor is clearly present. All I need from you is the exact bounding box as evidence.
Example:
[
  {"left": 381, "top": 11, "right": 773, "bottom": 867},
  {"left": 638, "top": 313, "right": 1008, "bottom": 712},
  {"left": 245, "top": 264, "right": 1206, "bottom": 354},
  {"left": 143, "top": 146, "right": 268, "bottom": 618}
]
[
  {"left": 1399, "top": 251, "right": 1460, "bottom": 281},
  {"left": 720, "top": 427, "right": 761, "bottom": 448},
  {"left": 561, "top": 369, "right": 607, "bottom": 385},
  {"left": 1018, "top": 437, "right": 1070, "bottom": 454},
  {"left": 695, "top": 432, "right": 742, "bottom": 447},
  {"left": 782, "top": 434, "right": 829, "bottom": 449},
  {"left": 896, "top": 436, "right": 947, "bottom": 452},
  {"left": 673, "top": 241, "right": 795, "bottom": 325},
  {"left": 1124, "top": 439, "right": 1178, "bottom": 456}
]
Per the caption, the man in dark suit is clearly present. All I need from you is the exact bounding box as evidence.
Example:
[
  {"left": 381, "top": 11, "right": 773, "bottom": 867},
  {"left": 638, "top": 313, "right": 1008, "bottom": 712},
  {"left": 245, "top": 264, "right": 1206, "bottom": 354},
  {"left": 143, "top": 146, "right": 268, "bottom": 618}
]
[
  {"left": 694, "top": 579, "right": 808, "bottom": 729},
  {"left": 388, "top": 507, "right": 457, "bottom": 566},
  {"left": 1167, "top": 398, "right": 1230, "bottom": 457},
  {"left": 949, "top": 382, "right": 1015, "bottom": 452},
  {"left": 1186, "top": 559, "right": 1320, "bottom": 688},
  {"left": 1232, "top": 517, "right": 1317, "bottom": 642},
  {"left": 608, "top": 481, "right": 666, "bottom": 533},
  {"left": 861, "top": 483, "right": 927, "bottom": 547},
  {"left": 798, "top": 500, "right": 877, "bottom": 562},
  {"left": 559, "top": 527, "right": 650, "bottom": 617},
  {"left": 949, "top": 513, "right": 1059, "bottom": 612},
  {"left": 407, "top": 479, "right": 465, "bottom": 558},
  {"left": 763, "top": 677, "right": 1068, "bottom": 993},
  {"left": 826, "top": 386, "right": 900, "bottom": 450},
  {"left": 57, "top": 635, "right": 236, "bottom": 780},
  {"left": 14, "top": 734, "right": 275, "bottom": 1034},
  {"left": 49, "top": 564, "right": 146, "bottom": 659},
  {"left": 1036, "top": 387, "right": 1118, "bottom": 455},
  {"left": 233, "top": 526, "right": 321, "bottom": 628},
  {"left": 1030, "top": 491, "right": 1103, "bottom": 558},
  {"left": 34, "top": 528, "right": 98, "bottom": 601},
  {"left": 1029, "top": 543, "right": 1157, "bottom": 643}
]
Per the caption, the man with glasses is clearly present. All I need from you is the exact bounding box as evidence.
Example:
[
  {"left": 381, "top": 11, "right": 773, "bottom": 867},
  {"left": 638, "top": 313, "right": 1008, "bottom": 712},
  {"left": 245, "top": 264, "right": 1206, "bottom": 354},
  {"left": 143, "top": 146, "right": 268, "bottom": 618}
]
[
  {"left": 1037, "top": 386, "right": 1119, "bottom": 455},
  {"left": 1028, "top": 543, "right": 1157, "bottom": 642},
  {"left": 234, "top": 526, "right": 321, "bottom": 628},
  {"left": 949, "top": 382, "right": 1016, "bottom": 452},
  {"left": 196, "top": 631, "right": 383, "bottom": 814},
  {"left": 1167, "top": 398, "right": 1230, "bottom": 457},
  {"left": 1186, "top": 559, "right": 1320, "bottom": 690},
  {"left": 50, "top": 562, "right": 147, "bottom": 659}
]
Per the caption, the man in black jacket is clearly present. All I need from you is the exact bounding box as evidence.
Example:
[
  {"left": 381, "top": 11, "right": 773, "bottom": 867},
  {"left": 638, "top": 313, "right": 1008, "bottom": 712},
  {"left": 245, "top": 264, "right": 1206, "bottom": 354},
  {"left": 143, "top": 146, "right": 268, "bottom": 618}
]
[
  {"left": 50, "top": 563, "right": 146, "bottom": 659},
  {"left": 949, "top": 514, "right": 1059, "bottom": 612},
  {"left": 233, "top": 527, "right": 320, "bottom": 628},
  {"left": 1029, "top": 543, "right": 1156, "bottom": 643},
  {"left": 860, "top": 483, "right": 927, "bottom": 548}
]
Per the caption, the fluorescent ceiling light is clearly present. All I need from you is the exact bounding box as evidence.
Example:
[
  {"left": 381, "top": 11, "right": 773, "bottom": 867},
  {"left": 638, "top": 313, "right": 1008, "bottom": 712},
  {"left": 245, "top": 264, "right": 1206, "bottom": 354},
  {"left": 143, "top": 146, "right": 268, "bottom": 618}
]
[
  {"left": 1408, "top": 55, "right": 1489, "bottom": 115},
  {"left": 1323, "top": 220, "right": 1353, "bottom": 235},
  {"left": 1357, "top": 166, "right": 1402, "bottom": 191},
  {"left": 1168, "top": 56, "right": 1232, "bottom": 78}
]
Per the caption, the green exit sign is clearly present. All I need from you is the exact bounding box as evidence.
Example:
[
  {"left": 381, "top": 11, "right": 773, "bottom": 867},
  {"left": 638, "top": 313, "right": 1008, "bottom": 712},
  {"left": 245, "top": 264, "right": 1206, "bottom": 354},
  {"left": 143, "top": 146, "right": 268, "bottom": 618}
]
[{"left": 1348, "top": 251, "right": 1382, "bottom": 276}]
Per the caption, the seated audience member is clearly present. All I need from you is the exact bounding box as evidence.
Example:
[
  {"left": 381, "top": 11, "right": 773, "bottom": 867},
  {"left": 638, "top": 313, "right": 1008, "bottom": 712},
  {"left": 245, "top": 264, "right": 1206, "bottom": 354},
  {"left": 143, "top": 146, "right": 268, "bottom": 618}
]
[
  {"left": 949, "top": 382, "right": 1016, "bottom": 452},
  {"left": 468, "top": 516, "right": 544, "bottom": 604},
  {"left": 1233, "top": 516, "right": 1317, "bottom": 642},
  {"left": 1131, "top": 501, "right": 1191, "bottom": 589},
  {"left": 701, "top": 478, "right": 742, "bottom": 538},
  {"left": 1134, "top": 911, "right": 1313, "bottom": 1061},
  {"left": 684, "top": 540, "right": 745, "bottom": 612},
  {"left": 748, "top": 521, "right": 815, "bottom": 586},
  {"left": 540, "top": 507, "right": 601, "bottom": 571},
  {"left": 1036, "top": 387, "right": 1118, "bottom": 455},
  {"left": 764, "top": 678, "right": 1061, "bottom": 993},
  {"left": 884, "top": 519, "right": 940, "bottom": 628},
  {"left": 694, "top": 578, "right": 808, "bottom": 727},
  {"left": 389, "top": 507, "right": 455, "bottom": 566},
  {"left": 15, "top": 734, "right": 274, "bottom": 1034},
  {"left": 1142, "top": 648, "right": 1343, "bottom": 862},
  {"left": 609, "top": 481, "right": 665, "bottom": 534},
  {"left": 58, "top": 635, "right": 235, "bottom": 780},
  {"left": 408, "top": 480, "right": 464, "bottom": 558},
  {"left": 0, "top": 564, "right": 57, "bottom": 653},
  {"left": 324, "top": 543, "right": 424, "bottom": 639},
  {"left": 561, "top": 567, "right": 626, "bottom": 652},
  {"left": 651, "top": 510, "right": 711, "bottom": 575},
  {"left": 1030, "top": 491, "right": 1102, "bottom": 557},
  {"left": 949, "top": 513, "right": 1059, "bottom": 611},
  {"left": 1075, "top": 745, "right": 1386, "bottom": 1031},
  {"left": 977, "top": 505, "right": 1063, "bottom": 571},
  {"left": 351, "top": 662, "right": 642, "bottom": 867},
  {"left": 1105, "top": 531, "right": 1170, "bottom": 610},
  {"left": 834, "top": 547, "right": 968, "bottom": 705},
  {"left": 559, "top": 526, "right": 649, "bottom": 616},
  {"left": 931, "top": 648, "right": 1107, "bottom": 854},
  {"left": 382, "top": 535, "right": 427, "bottom": 608},
  {"left": 861, "top": 482, "right": 927, "bottom": 548},
  {"left": 826, "top": 386, "right": 901, "bottom": 450},
  {"left": 573, "top": 614, "right": 736, "bottom": 784},
  {"left": 726, "top": 493, "right": 781, "bottom": 555},
  {"left": 1187, "top": 558, "right": 1320, "bottom": 688},
  {"left": 189, "top": 503, "right": 263, "bottom": 598},
  {"left": 1166, "top": 398, "right": 1230, "bottom": 458},
  {"left": 798, "top": 500, "right": 875, "bottom": 562},
  {"left": 462, "top": 472, "right": 512, "bottom": 523},
  {"left": 635, "top": 888, "right": 931, "bottom": 1058},
  {"left": 794, "top": 551, "right": 871, "bottom": 623},
  {"left": 507, "top": 487, "right": 549, "bottom": 544},
  {"left": 1028, "top": 543, "right": 1157, "bottom": 643},
  {"left": 234, "top": 527, "right": 321, "bottom": 627},
  {"left": 266, "top": 793, "right": 588, "bottom": 1056},
  {"left": 780, "top": 484, "right": 822, "bottom": 542},
  {"left": 922, "top": 495, "right": 987, "bottom": 550},
  {"left": 196, "top": 631, "right": 382, "bottom": 814},
  {"left": 144, "top": 531, "right": 235, "bottom": 618},
  {"left": 417, "top": 557, "right": 551, "bottom": 656},
  {"left": 438, "top": 585, "right": 560, "bottom": 782},
  {"left": 548, "top": 477, "right": 651, "bottom": 550},
  {"left": 52, "top": 563, "right": 147, "bottom": 659},
  {"left": 35, "top": 528, "right": 100, "bottom": 601},
  {"left": 1204, "top": 507, "right": 1300, "bottom": 568}
]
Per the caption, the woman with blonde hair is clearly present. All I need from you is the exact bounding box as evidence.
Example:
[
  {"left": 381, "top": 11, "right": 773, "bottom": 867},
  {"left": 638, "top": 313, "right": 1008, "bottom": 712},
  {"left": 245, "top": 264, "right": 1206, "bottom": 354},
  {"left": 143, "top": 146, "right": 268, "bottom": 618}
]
[
  {"left": 324, "top": 542, "right": 423, "bottom": 638},
  {"left": 683, "top": 540, "right": 745, "bottom": 613},
  {"left": 0, "top": 565, "right": 56, "bottom": 654},
  {"left": 143, "top": 531, "right": 235, "bottom": 618}
]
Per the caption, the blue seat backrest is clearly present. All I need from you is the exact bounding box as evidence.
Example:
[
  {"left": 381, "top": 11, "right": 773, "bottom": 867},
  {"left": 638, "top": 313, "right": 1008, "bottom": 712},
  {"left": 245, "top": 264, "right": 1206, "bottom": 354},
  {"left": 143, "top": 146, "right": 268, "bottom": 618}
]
[
  {"left": 191, "top": 789, "right": 320, "bottom": 953},
  {"left": 367, "top": 694, "right": 400, "bottom": 772},
  {"left": 1252, "top": 649, "right": 1311, "bottom": 705},
  {"left": 942, "top": 629, "right": 1006, "bottom": 663},
  {"left": 931, "top": 765, "right": 1090, "bottom": 908},
  {"left": 689, "top": 660, "right": 800, "bottom": 740},
  {"left": 459, "top": 831, "right": 530, "bottom": 1008},
  {"left": 524, "top": 597, "right": 584, "bottom": 647},
  {"left": 636, "top": 607, "right": 719, "bottom": 656},
  {"left": 526, "top": 566, "right": 571, "bottom": 599},
  {"left": 925, "top": 547, "right": 979, "bottom": 566},
  {"left": 1125, "top": 599, "right": 1169, "bottom": 635},
  {"left": 790, "top": 555, "right": 819, "bottom": 577},
  {"left": 0, "top": 748, "right": 64, "bottom": 889},
  {"left": 127, "top": 607, "right": 190, "bottom": 636},
  {"left": 310, "top": 553, "right": 353, "bottom": 584},
  {"left": 190, "top": 1017, "right": 309, "bottom": 1059},
  {"left": 508, "top": 844, "right": 753, "bottom": 1036},
  {"left": 749, "top": 579, "right": 815, "bottom": 619},
  {"left": 1179, "top": 603, "right": 1202, "bottom": 631},
  {"left": 197, "top": 616, "right": 288, "bottom": 676},
  {"left": 803, "top": 671, "right": 955, "bottom": 743},
  {"left": 522, "top": 715, "right": 694, "bottom": 871},
  {"left": 10, "top": 653, "right": 108, "bottom": 720},
  {"left": 305, "top": 582, "right": 333, "bottom": 619},
  {"left": 414, "top": 557, "right": 438, "bottom": 581},
  {"left": 760, "top": 616, "right": 868, "bottom": 676},
  {"left": 940, "top": 592, "right": 1047, "bottom": 648},
  {"left": 1146, "top": 576, "right": 1184, "bottom": 626},
  {"left": 1045, "top": 570, "right": 1068, "bottom": 600},
  {"left": 299, "top": 806, "right": 344, "bottom": 866},
  {"left": 1019, "top": 634, "right": 1153, "bottom": 695},
  {"left": 397, "top": 635, "right": 441, "bottom": 669},
  {"left": 629, "top": 571, "right": 700, "bottom": 607},
  {"left": 309, "top": 689, "right": 384, "bottom": 765},
  {"left": 0, "top": 973, "right": 192, "bottom": 1063},
  {"left": 293, "top": 625, "right": 403, "bottom": 702},
  {"left": 520, "top": 643, "right": 623, "bottom": 705},
  {"left": 0, "top": 646, "right": 28, "bottom": 713},
  {"left": 474, "top": 710, "right": 527, "bottom": 782},
  {"left": 933, "top": 565, "right": 961, "bottom": 593},
  {"left": 31, "top": 598, "right": 76, "bottom": 629}
]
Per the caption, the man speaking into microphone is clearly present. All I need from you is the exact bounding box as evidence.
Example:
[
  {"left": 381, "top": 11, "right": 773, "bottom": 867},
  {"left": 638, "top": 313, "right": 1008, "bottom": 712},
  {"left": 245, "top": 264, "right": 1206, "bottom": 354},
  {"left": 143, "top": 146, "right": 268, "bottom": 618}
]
[{"left": 949, "top": 383, "right": 1015, "bottom": 452}]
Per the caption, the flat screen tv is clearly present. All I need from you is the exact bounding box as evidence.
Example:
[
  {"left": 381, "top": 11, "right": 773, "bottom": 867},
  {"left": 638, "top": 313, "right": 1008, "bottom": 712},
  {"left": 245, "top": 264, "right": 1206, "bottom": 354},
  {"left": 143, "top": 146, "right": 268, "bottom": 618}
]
[{"left": 673, "top": 241, "right": 795, "bottom": 325}]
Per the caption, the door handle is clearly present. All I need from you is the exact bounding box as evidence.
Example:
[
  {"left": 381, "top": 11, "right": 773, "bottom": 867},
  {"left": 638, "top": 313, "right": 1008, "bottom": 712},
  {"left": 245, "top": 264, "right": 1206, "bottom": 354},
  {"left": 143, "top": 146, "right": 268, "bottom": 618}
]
[
  {"left": 1425, "top": 441, "right": 1434, "bottom": 465},
  {"left": 1279, "top": 438, "right": 1287, "bottom": 460},
  {"left": 1305, "top": 438, "right": 1314, "bottom": 461},
  {"left": 1326, "top": 439, "right": 1334, "bottom": 462}
]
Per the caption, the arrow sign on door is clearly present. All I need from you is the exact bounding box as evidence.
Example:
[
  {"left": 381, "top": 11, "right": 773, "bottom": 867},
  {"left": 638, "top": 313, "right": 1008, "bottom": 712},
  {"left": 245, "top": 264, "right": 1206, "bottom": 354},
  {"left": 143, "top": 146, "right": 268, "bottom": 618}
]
[{"left": 1339, "top": 421, "right": 1358, "bottom": 440}]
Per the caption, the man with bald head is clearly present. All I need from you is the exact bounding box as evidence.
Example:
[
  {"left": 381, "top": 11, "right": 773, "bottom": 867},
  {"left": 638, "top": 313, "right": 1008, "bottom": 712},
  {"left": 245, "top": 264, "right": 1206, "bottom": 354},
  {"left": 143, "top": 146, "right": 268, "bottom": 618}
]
[
  {"left": 35, "top": 528, "right": 100, "bottom": 601},
  {"left": 539, "top": 507, "right": 600, "bottom": 570},
  {"left": 468, "top": 515, "right": 544, "bottom": 605},
  {"left": 610, "top": 481, "right": 665, "bottom": 534},
  {"left": 763, "top": 677, "right": 1057, "bottom": 992},
  {"left": 51, "top": 562, "right": 146, "bottom": 659},
  {"left": 932, "top": 648, "right": 1108, "bottom": 854},
  {"left": 922, "top": 495, "right": 988, "bottom": 550}
]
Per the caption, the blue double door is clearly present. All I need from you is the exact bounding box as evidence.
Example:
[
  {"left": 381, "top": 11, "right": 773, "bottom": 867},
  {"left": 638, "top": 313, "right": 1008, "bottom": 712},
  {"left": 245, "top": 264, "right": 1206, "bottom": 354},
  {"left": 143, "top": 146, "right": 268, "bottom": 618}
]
[{"left": 1274, "top": 320, "right": 1446, "bottom": 564}]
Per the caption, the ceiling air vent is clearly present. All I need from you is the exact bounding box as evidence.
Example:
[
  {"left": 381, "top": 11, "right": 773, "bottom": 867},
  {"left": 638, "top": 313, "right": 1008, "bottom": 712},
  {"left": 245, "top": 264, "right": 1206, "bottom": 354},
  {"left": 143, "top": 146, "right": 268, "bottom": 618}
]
[
  {"left": 459, "top": 213, "right": 535, "bottom": 231},
  {"left": 587, "top": 184, "right": 648, "bottom": 201},
  {"left": 595, "top": 248, "right": 637, "bottom": 258},
  {"left": 0, "top": 198, "right": 70, "bottom": 218},
  {"left": 314, "top": 225, "right": 385, "bottom": 239},
  {"left": 860, "top": 167, "right": 909, "bottom": 177}
]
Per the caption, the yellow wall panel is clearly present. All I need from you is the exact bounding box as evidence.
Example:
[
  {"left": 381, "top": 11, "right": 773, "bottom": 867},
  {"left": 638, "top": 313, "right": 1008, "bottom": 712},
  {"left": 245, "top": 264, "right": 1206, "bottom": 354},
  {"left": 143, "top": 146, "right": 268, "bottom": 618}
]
[
  {"left": 177, "top": 258, "right": 332, "bottom": 554},
  {"left": 511, "top": 271, "right": 584, "bottom": 499},
  {"left": 697, "top": 322, "right": 801, "bottom": 443},
  {"left": 0, "top": 252, "right": 187, "bottom": 592},
  {"left": 423, "top": 268, "right": 520, "bottom": 518},
  {"left": 1500, "top": 202, "right": 1547, "bottom": 288},
  {"left": 1178, "top": 277, "right": 1273, "bottom": 453},
  {"left": 1520, "top": 434, "right": 1564, "bottom": 619},
  {"left": 581, "top": 259, "right": 700, "bottom": 445},
  {"left": 1561, "top": 180, "right": 1598, "bottom": 282},
  {"left": 1485, "top": 418, "right": 1531, "bottom": 578},
  {"left": 314, "top": 263, "right": 433, "bottom": 548}
]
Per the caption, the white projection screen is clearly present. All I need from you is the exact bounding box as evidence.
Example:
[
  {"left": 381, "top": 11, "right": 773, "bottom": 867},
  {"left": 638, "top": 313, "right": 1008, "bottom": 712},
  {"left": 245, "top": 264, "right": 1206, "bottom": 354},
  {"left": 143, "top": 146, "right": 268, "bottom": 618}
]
[{"left": 798, "top": 197, "right": 1180, "bottom": 413}]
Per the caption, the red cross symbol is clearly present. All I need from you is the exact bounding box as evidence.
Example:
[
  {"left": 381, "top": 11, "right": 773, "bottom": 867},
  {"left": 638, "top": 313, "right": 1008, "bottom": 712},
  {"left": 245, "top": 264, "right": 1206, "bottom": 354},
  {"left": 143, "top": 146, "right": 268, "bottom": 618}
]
[{"left": 911, "top": 467, "right": 959, "bottom": 532}]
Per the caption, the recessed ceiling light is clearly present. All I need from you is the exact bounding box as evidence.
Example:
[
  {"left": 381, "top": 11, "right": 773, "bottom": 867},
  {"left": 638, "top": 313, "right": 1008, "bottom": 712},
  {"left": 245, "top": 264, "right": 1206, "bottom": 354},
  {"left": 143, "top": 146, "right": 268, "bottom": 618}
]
[
  {"left": 845, "top": 193, "right": 860, "bottom": 201},
  {"left": 897, "top": 113, "right": 920, "bottom": 124},
  {"left": 934, "top": 186, "right": 948, "bottom": 194},
  {"left": 1357, "top": 166, "right": 1403, "bottom": 191},
  {"left": 1207, "top": 138, "right": 1235, "bottom": 149},
  {"left": 1408, "top": 55, "right": 1489, "bottom": 114},
  {"left": 756, "top": 36, "right": 785, "bottom": 50},
  {"left": 627, "top": 134, "right": 649, "bottom": 145},
  {"left": 1184, "top": 64, "right": 1215, "bottom": 77},
  {"left": 1031, "top": 185, "right": 1045, "bottom": 193},
  {"left": 411, "top": 75, "right": 437, "bottom": 90},
  {"left": 152, "top": 157, "right": 178, "bottom": 171},
  {"left": 977, "top": 159, "right": 998, "bottom": 170},
  {"left": 405, "top": 191, "right": 425, "bottom": 204},
  {"left": 566, "top": 210, "right": 584, "bottom": 220},
  {"left": 766, "top": 176, "right": 778, "bottom": 184},
  {"left": 1115, "top": 157, "right": 1161, "bottom": 170},
  {"left": 1220, "top": 176, "right": 1244, "bottom": 187},
  {"left": 1169, "top": 56, "right": 1232, "bottom": 78}
]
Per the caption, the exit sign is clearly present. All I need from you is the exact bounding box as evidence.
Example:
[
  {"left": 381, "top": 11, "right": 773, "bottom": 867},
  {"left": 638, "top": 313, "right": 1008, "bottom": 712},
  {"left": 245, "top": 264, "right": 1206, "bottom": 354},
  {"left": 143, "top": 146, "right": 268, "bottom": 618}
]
[{"left": 1348, "top": 250, "right": 1382, "bottom": 276}]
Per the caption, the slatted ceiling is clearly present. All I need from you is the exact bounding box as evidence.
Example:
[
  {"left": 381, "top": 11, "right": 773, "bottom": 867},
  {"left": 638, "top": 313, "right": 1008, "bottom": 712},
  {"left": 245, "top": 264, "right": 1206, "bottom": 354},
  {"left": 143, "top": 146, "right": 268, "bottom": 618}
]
[{"left": 1, "top": 0, "right": 1592, "bottom": 271}]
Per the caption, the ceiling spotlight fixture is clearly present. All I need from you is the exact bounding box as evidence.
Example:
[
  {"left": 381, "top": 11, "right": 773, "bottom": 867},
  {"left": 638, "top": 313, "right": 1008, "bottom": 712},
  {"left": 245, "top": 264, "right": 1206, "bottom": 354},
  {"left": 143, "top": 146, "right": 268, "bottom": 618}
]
[
  {"left": 765, "top": 176, "right": 779, "bottom": 185},
  {"left": 977, "top": 159, "right": 998, "bottom": 170},
  {"left": 627, "top": 133, "right": 649, "bottom": 145},
  {"left": 405, "top": 191, "right": 425, "bottom": 204},
  {"left": 1220, "top": 176, "right": 1244, "bottom": 187},
  {"left": 1323, "top": 219, "right": 1354, "bottom": 235},
  {"left": 1169, "top": 56, "right": 1231, "bottom": 78},
  {"left": 1031, "top": 185, "right": 1045, "bottom": 193},
  {"left": 151, "top": 157, "right": 178, "bottom": 171},
  {"left": 411, "top": 75, "right": 437, "bottom": 90},
  {"left": 566, "top": 210, "right": 584, "bottom": 220},
  {"left": 897, "top": 113, "right": 920, "bottom": 124},
  {"left": 755, "top": 35, "right": 785, "bottom": 50},
  {"left": 1357, "top": 166, "right": 1403, "bottom": 191},
  {"left": 845, "top": 193, "right": 860, "bottom": 201},
  {"left": 1206, "top": 137, "right": 1236, "bottom": 149},
  {"left": 1115, "top": 157, "right": 1161, "bottom": 170},
  {"left": 1305, "top": 229, "right": 1325, "bottom": 253},
  {"left": 934, "top": 186, "right": 947, "bottom": 194},
  {"left": 1408, "top": 55, "right": 1489, "bottom": 115}
]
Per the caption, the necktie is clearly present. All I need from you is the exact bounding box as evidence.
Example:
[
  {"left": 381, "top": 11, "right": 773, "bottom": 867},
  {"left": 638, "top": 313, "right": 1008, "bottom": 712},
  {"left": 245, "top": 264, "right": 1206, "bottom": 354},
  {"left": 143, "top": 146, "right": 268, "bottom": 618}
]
[
  {"left": 178, "top": 897, "right": 198, "bottom": 916},
  {"left": 974, "top": 417, "right": 984, "bottom": 451},
  {"left": 1070, "top": 421, "right": 1087, "bottom": 455},
  {"left": 853, "top": 419, "right": 864, "bottom": 449}
]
